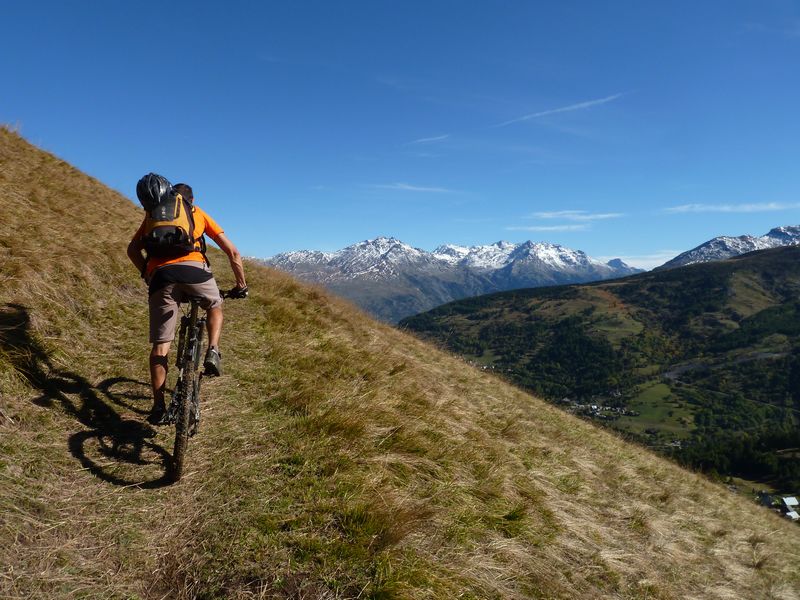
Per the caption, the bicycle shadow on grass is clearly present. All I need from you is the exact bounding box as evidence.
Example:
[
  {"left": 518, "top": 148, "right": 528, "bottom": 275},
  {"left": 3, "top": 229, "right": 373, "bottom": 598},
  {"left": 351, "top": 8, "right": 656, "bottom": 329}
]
[{"left": 0, "top": 302, "right": 173, "bottom": 488}]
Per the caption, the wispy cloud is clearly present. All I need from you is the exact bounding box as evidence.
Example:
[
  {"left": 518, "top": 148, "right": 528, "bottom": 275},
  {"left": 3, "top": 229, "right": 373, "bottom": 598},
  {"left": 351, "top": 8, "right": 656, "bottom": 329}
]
[
  {"left": 505, "top": 209, "right": 623, "bottom": 233},
  {"left": 497, "top": 93, "right": 625, "bottom": 127},
  {"left": 368, "top": 182, "right": 456, "bottom": 193},
  {"left": 405, "top": 134, "right": 450, "bottom": 145},
  {"left": 258, "top": 54, "right": 287, "bottom": 64},
  {"left": 375, "top": 76, "right": 417, "bottom": 92},
  {"left": 744, "top": 21, "right": 800, "bottom": 38},
  {"left": 405, "top": 151, "right": 442, "bottom": 159},
  {"left": 506, "top": 224, "right": 589, "bottom": 232},
  {"left": 529, "top": 210, "right": 625, "bottom": 221},
  {"left": 453, "top": 217, "right": 501, "bottom": 224},
  {"left": 663, "top": 202, "right": 800, "bottom": 214}
]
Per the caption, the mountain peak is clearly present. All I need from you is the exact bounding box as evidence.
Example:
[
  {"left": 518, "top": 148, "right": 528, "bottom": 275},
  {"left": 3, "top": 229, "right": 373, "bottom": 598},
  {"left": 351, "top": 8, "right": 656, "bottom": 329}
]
[
  {"left": 766, "top": 225, "right": 800, "bottom": 242},
  {"left": 352, "top": 236, "right": 406, "bottom": 249},
  {"left": 659, "top": 224, "right": 800, "bottom": 269}
]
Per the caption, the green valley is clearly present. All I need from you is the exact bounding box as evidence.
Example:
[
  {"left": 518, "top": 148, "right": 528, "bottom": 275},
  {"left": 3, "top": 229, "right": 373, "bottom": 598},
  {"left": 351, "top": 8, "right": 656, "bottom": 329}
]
[{"left": 402, "top": 249, "right": 800, "bottom": 491}]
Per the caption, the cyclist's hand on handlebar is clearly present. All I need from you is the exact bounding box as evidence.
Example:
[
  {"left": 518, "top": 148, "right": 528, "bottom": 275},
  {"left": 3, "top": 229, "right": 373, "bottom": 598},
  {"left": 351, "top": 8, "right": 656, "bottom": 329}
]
[{"left": 226, "top": 285, "right": 249, "bottom": 299}]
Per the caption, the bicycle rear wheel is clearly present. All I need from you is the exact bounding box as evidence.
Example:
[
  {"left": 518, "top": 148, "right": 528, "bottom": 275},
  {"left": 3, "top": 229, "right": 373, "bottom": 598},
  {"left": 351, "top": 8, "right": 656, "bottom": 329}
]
[
  {"left": 171, "top": 305, "right": 201, "bottom": 481},
  {"left": 171, "top": 365, "right": 195, "bottom": 481}
]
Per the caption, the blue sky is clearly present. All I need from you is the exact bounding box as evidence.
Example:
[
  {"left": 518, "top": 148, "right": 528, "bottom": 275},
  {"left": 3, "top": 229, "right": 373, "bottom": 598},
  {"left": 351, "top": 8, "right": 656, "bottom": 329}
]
[{"left": 4, "top": 1, "right": 800, "bottom": 268}]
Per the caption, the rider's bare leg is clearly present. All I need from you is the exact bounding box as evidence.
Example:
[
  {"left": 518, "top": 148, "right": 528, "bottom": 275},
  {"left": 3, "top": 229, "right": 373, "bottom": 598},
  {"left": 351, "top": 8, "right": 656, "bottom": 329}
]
[
  {"left": 150, "top": 341, "right": 172, "bottom": 408},
  {"left": 207, "top": 306, "right": 223, "bottom": 349}
]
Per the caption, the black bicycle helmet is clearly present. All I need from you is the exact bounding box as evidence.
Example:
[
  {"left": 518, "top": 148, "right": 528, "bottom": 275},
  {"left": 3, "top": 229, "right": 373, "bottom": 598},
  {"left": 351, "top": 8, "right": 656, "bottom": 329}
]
[{"left": 136, "top": 172, "right": 172, "bottom": 211}]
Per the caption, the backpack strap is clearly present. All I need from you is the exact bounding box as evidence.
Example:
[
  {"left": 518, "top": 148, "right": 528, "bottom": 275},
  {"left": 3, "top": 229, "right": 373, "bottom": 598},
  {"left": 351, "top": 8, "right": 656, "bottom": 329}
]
[
  {"left": 182, "top": 195, "right": 196, "bottom": 241},
  {"left": 199, "top": 234, "right": 211, "bottom": 267},
  {"left": 189, "top": 205, "right": 211, "bottom": 267}
]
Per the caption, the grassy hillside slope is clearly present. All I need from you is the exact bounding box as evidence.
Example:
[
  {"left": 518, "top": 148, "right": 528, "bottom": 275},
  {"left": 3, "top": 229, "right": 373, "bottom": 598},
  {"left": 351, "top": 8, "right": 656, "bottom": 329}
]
[
  {"left": 400, "top": 251, "right": 800, "bottom": 490},
  {"left": 1, "top": 127, "right": 799, "bottom": 599}
]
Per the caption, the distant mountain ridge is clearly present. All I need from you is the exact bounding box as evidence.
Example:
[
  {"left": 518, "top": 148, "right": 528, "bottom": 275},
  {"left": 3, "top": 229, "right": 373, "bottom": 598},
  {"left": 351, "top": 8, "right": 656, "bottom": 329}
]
[
  {"left": 659, "top": 225, "right": 800, "bottom": 269},
  {"left": 262, "top": 237, "right": 641, "bottom": 322}
]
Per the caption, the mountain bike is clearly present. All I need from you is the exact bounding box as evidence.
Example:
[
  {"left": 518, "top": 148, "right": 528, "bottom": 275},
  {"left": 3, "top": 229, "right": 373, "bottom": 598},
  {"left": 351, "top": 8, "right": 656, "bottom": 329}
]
[{"left": 164, "top": 289, "right": 241, "bottom": 481}]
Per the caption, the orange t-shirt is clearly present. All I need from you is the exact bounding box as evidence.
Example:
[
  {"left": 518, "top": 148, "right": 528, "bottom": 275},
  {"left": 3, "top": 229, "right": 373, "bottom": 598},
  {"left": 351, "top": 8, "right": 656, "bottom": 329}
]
[{"left": 132, "top": 204, "right": 224, "bottom": 276}]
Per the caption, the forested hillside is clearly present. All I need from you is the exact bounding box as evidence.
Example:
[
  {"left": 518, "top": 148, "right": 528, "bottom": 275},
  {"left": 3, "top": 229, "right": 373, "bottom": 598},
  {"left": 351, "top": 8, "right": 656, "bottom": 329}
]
[{"left": 403, "top": 249, "right": 800, "bottom": 491}]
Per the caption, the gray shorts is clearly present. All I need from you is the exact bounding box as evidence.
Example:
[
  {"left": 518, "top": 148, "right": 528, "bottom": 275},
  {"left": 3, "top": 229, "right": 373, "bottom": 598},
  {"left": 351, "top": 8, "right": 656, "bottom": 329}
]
[{"left": 148, "top": 262, "right": 222, "bottom": 343}]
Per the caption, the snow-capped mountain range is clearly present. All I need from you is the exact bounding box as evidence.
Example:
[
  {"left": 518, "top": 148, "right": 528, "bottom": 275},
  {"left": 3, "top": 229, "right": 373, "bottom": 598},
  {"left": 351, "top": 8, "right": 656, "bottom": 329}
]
[
  {"left": 259, "top": 226, "right": 800, "bottom": 322},
  {"left": 262, "top": 237, "right": 641, "bottom": 322},
  {"left": 658, "top": 226, "right": 800, "bottom": 269}
]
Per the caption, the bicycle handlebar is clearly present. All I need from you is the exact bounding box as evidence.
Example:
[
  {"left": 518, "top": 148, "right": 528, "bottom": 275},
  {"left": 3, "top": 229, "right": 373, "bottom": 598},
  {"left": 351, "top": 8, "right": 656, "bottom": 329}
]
[{"left": 220, "top": 285, "right": 248, "bottom": 300}]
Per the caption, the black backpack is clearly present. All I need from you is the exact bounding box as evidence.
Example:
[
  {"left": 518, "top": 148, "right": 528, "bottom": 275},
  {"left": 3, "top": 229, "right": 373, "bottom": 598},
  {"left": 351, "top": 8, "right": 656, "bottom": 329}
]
[
  {"left": 142, "top": 190, "right": 199, "bottom": 258},
  {"left": 136, "top": 172, "right": 201, "bottom": 259}
]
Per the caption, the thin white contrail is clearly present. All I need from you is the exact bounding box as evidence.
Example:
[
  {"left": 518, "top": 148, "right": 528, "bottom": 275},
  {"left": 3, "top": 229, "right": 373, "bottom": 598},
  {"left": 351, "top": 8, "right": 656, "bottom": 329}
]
[
  {"left": 406, "top": 134, "right": 450, "bottom": 145},
  {"left": 370, "top": 182, "right": 455, "bottom": 193},
  {"left": 497, "top": 93, "right": 624, "bottom": 127}
]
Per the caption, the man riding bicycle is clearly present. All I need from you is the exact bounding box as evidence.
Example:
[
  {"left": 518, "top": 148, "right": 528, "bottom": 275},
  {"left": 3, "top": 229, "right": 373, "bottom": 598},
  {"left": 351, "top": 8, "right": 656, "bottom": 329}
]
[{"left": 127, "top": 174, "right": 247, "bottom": 424}]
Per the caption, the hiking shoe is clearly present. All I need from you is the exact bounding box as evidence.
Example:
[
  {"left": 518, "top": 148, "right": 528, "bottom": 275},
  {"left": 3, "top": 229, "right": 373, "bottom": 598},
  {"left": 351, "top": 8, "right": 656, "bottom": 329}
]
[
  {"left": 204, "top": 347, "right": 222, "bottom": 377},
  {"left": 146, "top": 401, "right": 168, "bottom": 426}
]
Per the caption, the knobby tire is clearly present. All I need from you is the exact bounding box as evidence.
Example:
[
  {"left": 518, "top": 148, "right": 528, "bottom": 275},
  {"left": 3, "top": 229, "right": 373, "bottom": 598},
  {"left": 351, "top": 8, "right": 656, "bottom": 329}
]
[
  {"left": 192, "top": 325, "right": 204, "bottom": 434},
  {"left": 171, "top": 305, "right": 200, "bottom": 482},
  {"left": 171, "top": 366, "right": 194, "bottom": 481}
]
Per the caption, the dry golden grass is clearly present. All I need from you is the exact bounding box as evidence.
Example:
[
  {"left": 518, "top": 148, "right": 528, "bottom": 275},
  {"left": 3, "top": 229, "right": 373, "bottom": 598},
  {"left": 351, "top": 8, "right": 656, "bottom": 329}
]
[{"left": 1, "top": 126, "right": 799, "bottom": 599}]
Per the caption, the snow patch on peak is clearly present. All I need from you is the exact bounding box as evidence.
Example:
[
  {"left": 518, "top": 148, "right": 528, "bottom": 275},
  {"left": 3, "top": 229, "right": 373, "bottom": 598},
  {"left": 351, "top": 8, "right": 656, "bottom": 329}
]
[
  {"left": 267, "top": 249, "right": 334, "bottom": 266},
  {"left": 660, "top": 224, "right": 800, "bottom": 269},
  {"left": 766, "top": 225, "right": 800, "bottom": 242},
  {"left": 432, "top": 244, "right": 471, "bottom": 264},
  {"left": 510, "top": 241, "right": 601, "bottom": 270},
  {"left": 432, "top": 241, "right": 520, "bottom": 268},
  {"left": 460, "top": 242, "right": 517, "bottom": 269}
]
